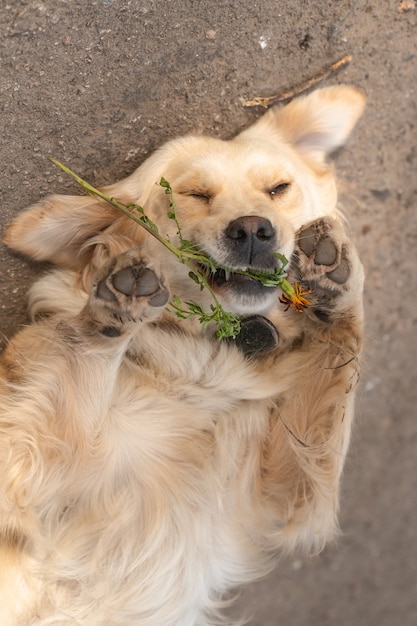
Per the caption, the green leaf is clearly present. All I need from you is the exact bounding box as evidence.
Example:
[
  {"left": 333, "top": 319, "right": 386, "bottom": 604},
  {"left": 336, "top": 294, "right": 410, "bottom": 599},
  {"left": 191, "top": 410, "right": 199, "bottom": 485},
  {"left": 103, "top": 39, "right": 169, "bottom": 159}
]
[
  {"left": 274, "top": 252, "right": 289, "bottom": 266},
  {"left": 159, "top": 177, "right": 171, "bottom": 192},
  {"left": 188, "top": 271, "right": 202, "bottom": 286}
]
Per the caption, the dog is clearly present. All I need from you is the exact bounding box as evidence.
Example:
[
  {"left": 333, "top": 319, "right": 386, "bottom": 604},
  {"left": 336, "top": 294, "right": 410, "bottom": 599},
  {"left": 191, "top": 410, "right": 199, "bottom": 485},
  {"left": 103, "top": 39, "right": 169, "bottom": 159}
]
[{"left": 0, "top": 85, "right": 365, "bottom": 625}]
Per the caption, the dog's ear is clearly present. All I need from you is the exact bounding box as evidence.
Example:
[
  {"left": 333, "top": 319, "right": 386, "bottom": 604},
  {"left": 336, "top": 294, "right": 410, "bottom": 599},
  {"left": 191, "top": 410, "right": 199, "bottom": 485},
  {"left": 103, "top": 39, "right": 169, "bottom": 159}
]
[
  {"left": 2, "top": 176, "right": 145, "bottom": 269},
  {"left": 3, "top": 189, "right": 120, "bottom": 269},
  {"left": 241, "top": 85, "right": 366, "bottom": 162},
  {"left": 3, "top": 147, "right": 172, "bottom": 268}
]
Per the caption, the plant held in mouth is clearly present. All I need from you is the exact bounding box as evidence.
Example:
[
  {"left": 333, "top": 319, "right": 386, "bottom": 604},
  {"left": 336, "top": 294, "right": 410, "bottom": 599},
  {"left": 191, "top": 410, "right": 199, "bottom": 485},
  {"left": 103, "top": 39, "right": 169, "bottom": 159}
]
[
  {"left": 49, "top": 158, "right": 310, "bottom": 339},
  {"left": 279, "top": 282, "right": 312, "bottom": 313}
]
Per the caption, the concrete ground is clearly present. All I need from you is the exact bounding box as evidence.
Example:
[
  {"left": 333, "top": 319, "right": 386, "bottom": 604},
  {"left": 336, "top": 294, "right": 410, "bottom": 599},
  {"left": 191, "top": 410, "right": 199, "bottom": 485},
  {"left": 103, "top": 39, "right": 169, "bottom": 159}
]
[{"left": 1, "top": 1, "right": 416, "bottom": 625}]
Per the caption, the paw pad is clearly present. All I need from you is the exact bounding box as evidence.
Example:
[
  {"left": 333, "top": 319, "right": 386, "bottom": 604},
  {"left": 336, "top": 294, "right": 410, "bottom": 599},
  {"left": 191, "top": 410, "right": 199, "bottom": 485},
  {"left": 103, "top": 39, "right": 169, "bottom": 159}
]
[
  {"left": 97, "top": 263, "right": 169, "bottom": 309},
  {"left": 112, "top": 265, "right": 161, "bottom": 298},
  {"left": 326, "top": 254, "right": 350, "bottom": 284},
  {"left": 298, "top": 222, "right": 338, "bottom": 268},
  {"left": 297, "top": 225, "right": 317, "bottom": 257},
  {"left": 229, "top": 315, "right": 279, "bottom": 357},
  {"left": 314, "top": 238, "right": 337, "bottom": 266}
]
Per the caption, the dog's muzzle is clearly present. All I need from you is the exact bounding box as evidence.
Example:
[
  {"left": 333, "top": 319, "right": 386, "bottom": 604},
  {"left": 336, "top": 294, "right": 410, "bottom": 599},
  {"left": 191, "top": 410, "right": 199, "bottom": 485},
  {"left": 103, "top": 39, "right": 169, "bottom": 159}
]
[{"left": 203, "top": 215, "right": 278, "bottom": 298}]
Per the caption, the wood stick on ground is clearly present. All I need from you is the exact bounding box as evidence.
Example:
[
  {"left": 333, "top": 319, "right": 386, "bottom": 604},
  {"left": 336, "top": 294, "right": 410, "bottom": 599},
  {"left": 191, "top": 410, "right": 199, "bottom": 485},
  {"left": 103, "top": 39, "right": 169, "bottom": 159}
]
[{"left": 241, "top": 54, "right": 352, "bottom": 108}]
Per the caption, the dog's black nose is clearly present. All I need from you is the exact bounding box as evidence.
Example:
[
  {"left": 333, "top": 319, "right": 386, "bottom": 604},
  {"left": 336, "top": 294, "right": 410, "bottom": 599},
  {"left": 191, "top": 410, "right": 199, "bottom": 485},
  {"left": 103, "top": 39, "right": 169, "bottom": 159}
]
[
  {"left": 226, "top": 216, "right": 275, "bottom": 241},
  {"left": 225, "top": 216, "right": 276, "bottom": 266}
]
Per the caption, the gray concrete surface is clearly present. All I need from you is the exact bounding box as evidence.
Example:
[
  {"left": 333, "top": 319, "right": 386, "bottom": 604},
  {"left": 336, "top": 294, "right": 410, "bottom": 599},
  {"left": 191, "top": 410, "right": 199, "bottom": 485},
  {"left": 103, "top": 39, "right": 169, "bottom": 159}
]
[{"left": 1, "top": 1, "right": 416, "bottom": 625}]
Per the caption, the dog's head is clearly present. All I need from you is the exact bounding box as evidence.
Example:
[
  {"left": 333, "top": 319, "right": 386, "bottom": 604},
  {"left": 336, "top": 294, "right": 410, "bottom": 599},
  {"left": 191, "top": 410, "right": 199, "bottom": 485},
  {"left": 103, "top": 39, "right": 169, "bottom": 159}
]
[{"left": 4, "top": 86, "right": 365, "bottom": 316}]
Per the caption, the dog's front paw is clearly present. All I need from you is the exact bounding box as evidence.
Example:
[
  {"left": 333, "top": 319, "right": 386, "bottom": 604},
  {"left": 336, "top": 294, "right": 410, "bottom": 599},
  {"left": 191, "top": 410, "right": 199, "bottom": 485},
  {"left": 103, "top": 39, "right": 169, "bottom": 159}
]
[
  {"left": 90, "top": 249, "right": 170, "bottom": 328},
  {"left": 295, "top": 218, "right": 364, "bottom": 323}
]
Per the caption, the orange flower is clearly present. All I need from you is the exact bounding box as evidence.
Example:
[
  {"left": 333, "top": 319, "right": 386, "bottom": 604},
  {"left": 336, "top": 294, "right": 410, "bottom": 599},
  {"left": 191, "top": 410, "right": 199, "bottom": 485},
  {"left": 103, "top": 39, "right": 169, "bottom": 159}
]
[{"left": 279, "top": 281, "right": 312, "bottom": 312}]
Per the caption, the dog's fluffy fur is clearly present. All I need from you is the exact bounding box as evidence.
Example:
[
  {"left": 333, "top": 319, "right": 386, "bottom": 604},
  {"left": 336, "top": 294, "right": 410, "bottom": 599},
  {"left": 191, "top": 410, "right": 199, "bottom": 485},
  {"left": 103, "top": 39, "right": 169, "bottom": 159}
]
[{"left": 0, "top": 86, "right": 365, "bottom": 625}]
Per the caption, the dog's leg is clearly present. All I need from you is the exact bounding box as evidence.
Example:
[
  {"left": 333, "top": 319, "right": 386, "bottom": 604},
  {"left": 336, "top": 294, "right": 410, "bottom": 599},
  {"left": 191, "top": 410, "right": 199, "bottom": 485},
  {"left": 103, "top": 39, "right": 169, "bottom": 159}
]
[
  {"left": 0, "top": 249, "right": 170, "bottom": 622},
  {"left": 262, "top": 218, "right": 363, "bottom": 552},
  {"left": 44, "top": 250, "right": 171, "bottom": 436},
  {"left": 0, "top": 249, "right": 169, "bottom": 537}
]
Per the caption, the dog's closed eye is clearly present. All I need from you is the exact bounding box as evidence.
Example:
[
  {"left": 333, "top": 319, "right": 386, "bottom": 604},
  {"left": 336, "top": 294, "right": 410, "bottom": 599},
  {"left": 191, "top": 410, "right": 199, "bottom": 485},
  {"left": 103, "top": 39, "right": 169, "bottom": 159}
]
[
  {"left": 267, "top": 182, "right": 291, "bottom": 197},
  {"left": 181, "top": 190, "right": 212, "bottom": 202}
]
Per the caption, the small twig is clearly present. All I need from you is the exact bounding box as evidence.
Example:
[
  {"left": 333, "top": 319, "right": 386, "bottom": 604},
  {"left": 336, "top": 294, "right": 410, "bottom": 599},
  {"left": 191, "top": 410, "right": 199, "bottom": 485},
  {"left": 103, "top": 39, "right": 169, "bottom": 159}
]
[
  {"left": 323, "top": 354, "right": 358, "bottom": 370},
  {"left": 241, "top": 54, "right": 352, "bottom": 108},
  {"left": 278, "top": 411, "right": 333, "bottom": 450}
]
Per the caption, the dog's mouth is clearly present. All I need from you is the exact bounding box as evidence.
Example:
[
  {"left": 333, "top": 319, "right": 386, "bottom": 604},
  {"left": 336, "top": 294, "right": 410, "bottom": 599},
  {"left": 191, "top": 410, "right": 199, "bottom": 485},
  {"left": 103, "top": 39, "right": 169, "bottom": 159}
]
[{"left": 197, "top": 261, "right": 277, "bottom": 298}]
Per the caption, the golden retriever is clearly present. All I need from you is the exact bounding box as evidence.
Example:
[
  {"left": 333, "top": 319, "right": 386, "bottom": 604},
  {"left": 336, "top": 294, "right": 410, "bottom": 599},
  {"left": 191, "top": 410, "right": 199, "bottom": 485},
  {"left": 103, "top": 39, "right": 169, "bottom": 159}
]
[{"left": 0, "top": 85, "right": 365, "bottom": 625}]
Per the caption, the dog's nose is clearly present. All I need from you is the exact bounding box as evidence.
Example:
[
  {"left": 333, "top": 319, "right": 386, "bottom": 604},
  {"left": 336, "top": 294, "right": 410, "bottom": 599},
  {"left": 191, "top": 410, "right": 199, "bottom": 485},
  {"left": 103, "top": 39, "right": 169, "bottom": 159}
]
[
  {"left": 226, "top": 216, "right": 275, "bottom": 241},
  {"left": 225, "top": 216, "right": 276, "bottom": 266}
]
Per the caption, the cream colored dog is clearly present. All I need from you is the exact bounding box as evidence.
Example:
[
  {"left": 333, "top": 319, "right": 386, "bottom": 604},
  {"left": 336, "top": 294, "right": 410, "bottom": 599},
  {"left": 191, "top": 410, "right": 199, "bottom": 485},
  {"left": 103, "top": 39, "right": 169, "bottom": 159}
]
[{"left": 0, "top": 85, "right": 365, "bottom": 625}]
